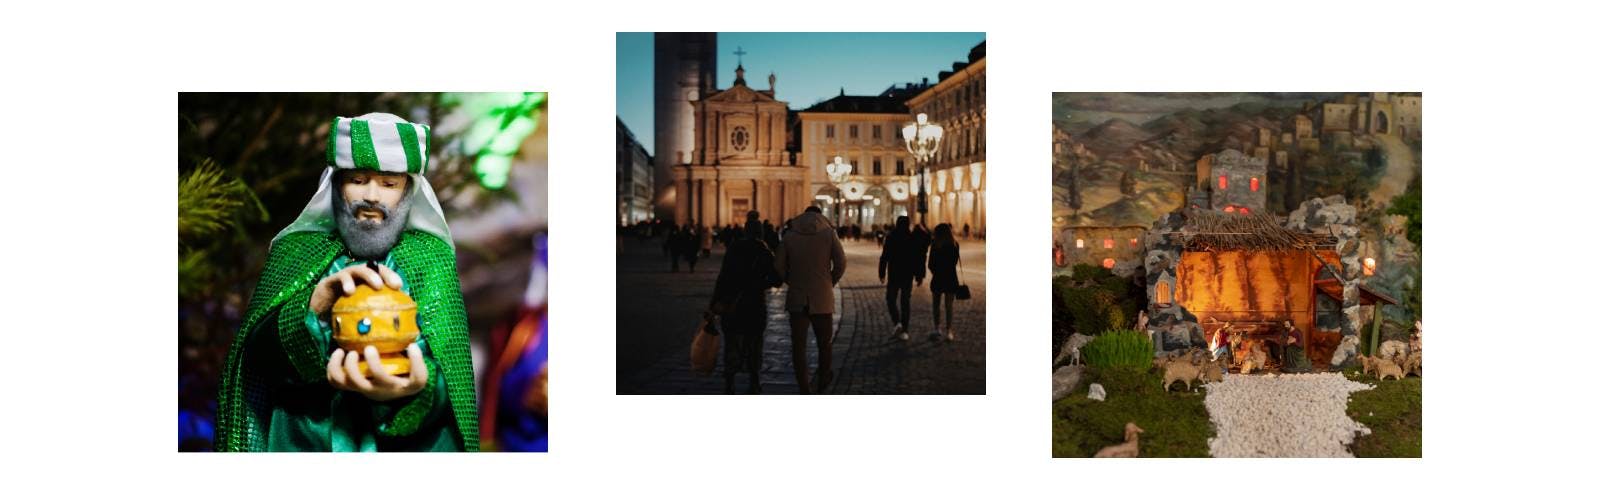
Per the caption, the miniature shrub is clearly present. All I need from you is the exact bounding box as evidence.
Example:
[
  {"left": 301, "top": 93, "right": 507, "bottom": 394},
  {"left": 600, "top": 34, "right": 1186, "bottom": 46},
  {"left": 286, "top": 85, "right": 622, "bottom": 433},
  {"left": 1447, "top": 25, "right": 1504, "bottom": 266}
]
[
  {"left": 1080, "top": 329, "right": 1153, "bottom": 371},
  {"left": 1056, "top": 265, "right": 1143, "bottom": 336}
]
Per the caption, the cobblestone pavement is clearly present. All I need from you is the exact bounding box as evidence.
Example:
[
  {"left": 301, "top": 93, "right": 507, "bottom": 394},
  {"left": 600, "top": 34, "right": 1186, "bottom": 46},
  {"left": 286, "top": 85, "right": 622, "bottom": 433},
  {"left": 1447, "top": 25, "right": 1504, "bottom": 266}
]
[{"left": 617, "top": 235, "right": 985, "bottom": 394}]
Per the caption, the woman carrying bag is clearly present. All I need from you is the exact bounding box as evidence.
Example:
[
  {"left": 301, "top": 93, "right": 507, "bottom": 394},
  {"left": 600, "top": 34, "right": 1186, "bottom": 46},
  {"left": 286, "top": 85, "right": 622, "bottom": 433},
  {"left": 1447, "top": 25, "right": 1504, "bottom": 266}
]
[
  {"left": 927, "top": 223, "right": 969, "bottom": 342},
  {"left": 707, "top": 211, "right": 782, "bottom": 394}
]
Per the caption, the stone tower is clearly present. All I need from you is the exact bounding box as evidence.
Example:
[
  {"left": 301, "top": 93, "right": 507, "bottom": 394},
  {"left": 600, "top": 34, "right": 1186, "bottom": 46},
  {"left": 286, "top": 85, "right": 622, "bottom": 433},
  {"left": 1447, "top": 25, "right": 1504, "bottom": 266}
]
[{"left": 653, "top": 33, "right": 717, "bottom": 220}]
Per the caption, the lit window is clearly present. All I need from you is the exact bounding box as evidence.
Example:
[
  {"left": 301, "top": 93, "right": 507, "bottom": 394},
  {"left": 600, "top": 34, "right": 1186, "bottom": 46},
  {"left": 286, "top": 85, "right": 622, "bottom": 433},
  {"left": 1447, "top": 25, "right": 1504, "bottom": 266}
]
[
  {"left": 1239, "top": 207, "right": 1250, "bottom": 215},
  {"left": 1155, "top": 280, "right": 1172, "bottom": 305},
  {"left": 1130, "top": 237, "right": 1139, "bottom": 246},
  {"left": 1075, "top": 239, "right": 1084, "bottom": 249},
  {"left": 1224, "top": 205, "right": 1235, "bottom": 213},
  {"left": 1103, "top": 239, "right": 1114, "bottom": 249},
  {"left": 1250, "top": 177, "right": 1259, "bottom": 191},
  {"left": 1363, "top": 257, "right": 1377, "bottom": 276},
  {"left": 1218, "top": 175, "right": 1228, "bottom": 190},
  {"left": 1102, "top": 258, "right": 1116, "bottom": 269}
]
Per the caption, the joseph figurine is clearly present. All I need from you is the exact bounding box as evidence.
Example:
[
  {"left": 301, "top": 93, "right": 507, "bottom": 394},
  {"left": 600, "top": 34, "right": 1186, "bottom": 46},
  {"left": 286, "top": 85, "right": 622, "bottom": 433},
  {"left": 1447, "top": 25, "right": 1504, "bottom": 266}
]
[{"left": 217, "top": 113, "right": 477, "bottom": 451}]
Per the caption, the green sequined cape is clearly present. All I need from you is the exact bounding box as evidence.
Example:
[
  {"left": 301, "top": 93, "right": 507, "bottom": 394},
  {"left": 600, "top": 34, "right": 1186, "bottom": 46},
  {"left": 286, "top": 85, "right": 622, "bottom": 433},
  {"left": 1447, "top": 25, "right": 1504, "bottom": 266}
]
[{"left": 216, "top": 230, "right": 478, "bottom": 451}]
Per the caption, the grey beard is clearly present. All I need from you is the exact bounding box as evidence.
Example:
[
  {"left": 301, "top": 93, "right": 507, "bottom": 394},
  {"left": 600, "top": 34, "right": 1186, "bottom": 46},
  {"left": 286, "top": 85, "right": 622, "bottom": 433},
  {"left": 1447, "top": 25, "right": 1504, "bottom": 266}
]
[{"left": 333, "top": 191, "right": 412, "bottom": 259}]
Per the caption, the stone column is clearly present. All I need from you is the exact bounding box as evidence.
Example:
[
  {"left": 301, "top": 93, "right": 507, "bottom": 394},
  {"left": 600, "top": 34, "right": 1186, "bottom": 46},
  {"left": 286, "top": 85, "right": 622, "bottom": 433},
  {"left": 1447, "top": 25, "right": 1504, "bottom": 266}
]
[{"left": 673, "top": 175, "right": 689, "bottom": 225}]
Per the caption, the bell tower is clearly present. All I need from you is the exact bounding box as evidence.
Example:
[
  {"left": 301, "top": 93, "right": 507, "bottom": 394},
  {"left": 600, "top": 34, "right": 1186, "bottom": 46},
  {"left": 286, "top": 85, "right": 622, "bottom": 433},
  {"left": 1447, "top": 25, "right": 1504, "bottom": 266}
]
[{"left": 653, "top": 33, "right": 717, "bottom": 220}]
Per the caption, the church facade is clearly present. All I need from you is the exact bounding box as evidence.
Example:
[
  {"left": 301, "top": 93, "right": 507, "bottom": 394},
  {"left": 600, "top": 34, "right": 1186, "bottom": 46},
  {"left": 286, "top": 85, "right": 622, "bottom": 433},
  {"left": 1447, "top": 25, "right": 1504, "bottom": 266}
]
[{"left": 671, "top": 65, "right": 808, "bottom": 227}]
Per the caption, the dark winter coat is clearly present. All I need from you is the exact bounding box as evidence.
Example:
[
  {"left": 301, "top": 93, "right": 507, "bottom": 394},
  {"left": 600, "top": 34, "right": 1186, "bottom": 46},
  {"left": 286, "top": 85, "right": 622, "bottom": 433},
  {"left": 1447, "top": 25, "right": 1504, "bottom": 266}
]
[
  {"left": 879, "top": 228, "right": 925, "bottom": 284},
  {"left": 928, "top": 241, "right": 961, "bottom": 294},
  {"left": 712, "top": 236, "right": 781, "bottom": 333}
]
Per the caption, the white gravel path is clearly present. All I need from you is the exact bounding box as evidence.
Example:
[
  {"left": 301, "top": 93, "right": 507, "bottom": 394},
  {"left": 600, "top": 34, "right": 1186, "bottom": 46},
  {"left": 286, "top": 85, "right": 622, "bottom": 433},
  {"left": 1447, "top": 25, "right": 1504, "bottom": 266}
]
[{"left": 1203, "top": 373, "right": 1374, "bottom": 457}]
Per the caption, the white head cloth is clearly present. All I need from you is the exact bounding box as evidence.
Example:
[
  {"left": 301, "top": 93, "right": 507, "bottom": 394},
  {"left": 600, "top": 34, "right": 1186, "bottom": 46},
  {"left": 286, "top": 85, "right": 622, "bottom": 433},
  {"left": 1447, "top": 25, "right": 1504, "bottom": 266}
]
[{"left": 271, "top": 112, "right": 453, "bottom": 249}]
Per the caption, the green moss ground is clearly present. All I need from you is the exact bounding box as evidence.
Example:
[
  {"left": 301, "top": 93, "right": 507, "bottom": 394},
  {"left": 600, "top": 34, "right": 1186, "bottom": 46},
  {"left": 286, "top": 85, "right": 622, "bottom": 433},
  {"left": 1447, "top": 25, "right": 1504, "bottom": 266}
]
[
  {"left": 1343, "top": 368, "right": 1423, "bottom": 457},
  {"left": 1052, "top": 367, "right": 1213, "bottom": 457}
]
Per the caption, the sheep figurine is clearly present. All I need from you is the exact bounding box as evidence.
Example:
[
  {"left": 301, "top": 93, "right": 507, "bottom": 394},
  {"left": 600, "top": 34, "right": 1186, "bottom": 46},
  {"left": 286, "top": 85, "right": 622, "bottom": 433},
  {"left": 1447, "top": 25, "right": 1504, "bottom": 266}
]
[
  {"left": 1371, "top": 356, "right": 1405, "bottom": 381},
  {"left": 1199, "top": 358, "right": 1224, "bottom": 384},
  {"left": 1162, "top": 360, "right": 1202, "bottom": 391},
  {"left": 1356, "top": 354, "right": 1379, "bottom": 377},
  {"left": 1400, "top": 351, "right": 1422, "bottom": 378},
  {"left": 1093, "top": 422, "right": 1146, "bottom": 458}
]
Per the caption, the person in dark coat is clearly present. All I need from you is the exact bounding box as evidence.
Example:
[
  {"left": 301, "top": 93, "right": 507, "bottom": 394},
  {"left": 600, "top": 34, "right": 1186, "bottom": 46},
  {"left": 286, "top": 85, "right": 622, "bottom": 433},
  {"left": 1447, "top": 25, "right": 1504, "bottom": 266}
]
[
  {"left": 709, "top": 211, "right": 782, "bottom": 394},
  {"left": 666, "top": 225, "right": 681, "bottom": 272},
  {"left": 676, "top": 224, "right": 700, "bottom": 272},
  {"left": 878, "top": 216, "right": 924, "bottom": 341},
  {"left": 928, "top": 223, "right": 962, "bottom": 342}
]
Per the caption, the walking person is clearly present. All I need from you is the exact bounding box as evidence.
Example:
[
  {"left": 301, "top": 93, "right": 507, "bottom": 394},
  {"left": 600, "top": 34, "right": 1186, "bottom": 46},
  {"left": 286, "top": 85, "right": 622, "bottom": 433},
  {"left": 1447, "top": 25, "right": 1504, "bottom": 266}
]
[
  {"left": 698, "top": 223, "right": 714, "bottom": 258},
  {"left": 878, "top": 216, "right": 923, "bottom": 341},
  {"left": 775, "top": 206, "right": 846, "bottom": 394},
  {"left": 709, "top": 211, "right": 782, "bottom": 394},
  {"left": 666, "top": 225, "right": 682, "bottom": 272},
  {"left": 928, "top": 223, "right": 962, "bottom": 342},
  {"left": 677, "top": 224, "right": 700, "bottom": 273}
]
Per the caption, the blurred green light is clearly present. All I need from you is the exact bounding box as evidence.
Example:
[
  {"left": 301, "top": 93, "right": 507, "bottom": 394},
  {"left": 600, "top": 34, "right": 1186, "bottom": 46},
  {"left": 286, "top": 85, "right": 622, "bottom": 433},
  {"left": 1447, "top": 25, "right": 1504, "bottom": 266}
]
[{"left": 449, "top": 92, "right": 545, "bottom": 190}]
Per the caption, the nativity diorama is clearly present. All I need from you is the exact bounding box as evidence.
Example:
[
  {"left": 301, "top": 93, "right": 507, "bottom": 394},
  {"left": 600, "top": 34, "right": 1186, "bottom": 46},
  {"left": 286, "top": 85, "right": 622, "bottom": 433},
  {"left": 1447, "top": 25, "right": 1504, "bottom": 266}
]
[{"left": 1050, "top": 93, "right": 1421, "bottom": 458}]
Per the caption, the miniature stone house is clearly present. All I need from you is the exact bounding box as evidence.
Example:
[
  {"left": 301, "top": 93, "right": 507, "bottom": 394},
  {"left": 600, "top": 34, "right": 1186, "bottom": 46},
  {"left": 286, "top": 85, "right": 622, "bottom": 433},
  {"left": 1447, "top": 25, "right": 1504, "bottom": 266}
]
[
  {"left": 1191, "top": 149, "right": 1267, "bottom": 215},
  {"left": 1058, "top": 224, "right": 1147, "bottom": 274}
]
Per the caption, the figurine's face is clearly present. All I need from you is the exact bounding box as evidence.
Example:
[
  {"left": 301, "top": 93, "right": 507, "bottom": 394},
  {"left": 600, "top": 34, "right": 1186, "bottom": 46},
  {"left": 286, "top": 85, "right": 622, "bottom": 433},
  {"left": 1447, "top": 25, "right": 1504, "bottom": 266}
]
[{"left": 339, "top": 170, "right": 409, "bottom": 226}]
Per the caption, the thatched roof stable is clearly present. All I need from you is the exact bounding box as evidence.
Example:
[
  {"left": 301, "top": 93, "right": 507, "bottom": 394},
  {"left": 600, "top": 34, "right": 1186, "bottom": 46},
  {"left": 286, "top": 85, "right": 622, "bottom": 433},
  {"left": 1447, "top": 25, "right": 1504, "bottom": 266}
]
[{"left": 1174, "top": 209, "right": 1337, "bottom": 252}]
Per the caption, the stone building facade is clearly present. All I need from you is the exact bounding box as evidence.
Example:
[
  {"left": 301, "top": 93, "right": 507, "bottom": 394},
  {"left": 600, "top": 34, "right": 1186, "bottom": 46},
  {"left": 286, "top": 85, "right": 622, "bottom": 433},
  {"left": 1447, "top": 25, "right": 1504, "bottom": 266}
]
[
  {"left": 796, "top": 87, "right": 926, "bottom": 227},
  {"left": 1057, "top": 225, "right": 1147, "bottom": 273},
  {"left": 1311, "top": 92, "right": 1422, "bottom": 141},
  {"left": 616, "top": 117, "right": 652, "bottom": 225},
  {"left": 904, "top": 42, "right": 986, "bottom": 235},
  {"left": 1190, "top": 149, "right": 1268, "bottom": 214},
  {"left": 671, "top": 65, "right": 806, "bottom": 227}
]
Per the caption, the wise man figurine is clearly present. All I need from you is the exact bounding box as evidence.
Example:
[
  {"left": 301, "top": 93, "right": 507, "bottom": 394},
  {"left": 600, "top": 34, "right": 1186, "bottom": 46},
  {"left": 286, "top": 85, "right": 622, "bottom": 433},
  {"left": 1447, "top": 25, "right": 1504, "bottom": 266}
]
[{"left": 217, "top": 113, "right": 477, "bottom": 452}]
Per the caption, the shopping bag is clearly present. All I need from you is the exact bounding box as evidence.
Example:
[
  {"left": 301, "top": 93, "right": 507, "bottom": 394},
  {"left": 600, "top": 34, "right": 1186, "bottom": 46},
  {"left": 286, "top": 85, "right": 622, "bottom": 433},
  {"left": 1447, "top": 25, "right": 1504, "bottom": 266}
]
[
  {"left": 954, "top": 256, "right": 972, "bottom": 300},
  {"left": 689, "top": 314, "right": 721, "bottom": 376}
]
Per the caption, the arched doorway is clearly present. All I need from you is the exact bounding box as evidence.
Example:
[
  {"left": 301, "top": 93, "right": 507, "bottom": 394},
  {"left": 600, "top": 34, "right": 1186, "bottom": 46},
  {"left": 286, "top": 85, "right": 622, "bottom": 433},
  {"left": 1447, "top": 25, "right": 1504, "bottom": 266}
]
[
  {"left": 862, "top": 185, "right": 890, "bottom": 229},
  {"left": 815, "top": 184, "right": 841, "bottom": 225},
  {"left": 1376, "top": 111, "right": 1390, "bottom": 134}
]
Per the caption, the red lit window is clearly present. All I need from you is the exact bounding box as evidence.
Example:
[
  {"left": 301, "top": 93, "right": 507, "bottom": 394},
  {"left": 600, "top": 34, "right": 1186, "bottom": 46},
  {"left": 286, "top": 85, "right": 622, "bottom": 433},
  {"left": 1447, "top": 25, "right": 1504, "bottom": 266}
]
[
  {"left": 1224, "top": 205, "right": 1235, "bottom": 213},
  {"left": 1239, "top": 207, "right": 1250, "bottom": 215},
  {"left": 1102, "top": 258, "right": 1116, "bottom": 269},
  {"left": 1250, "top": 177, "right": 1259, "bottom": 191},
  {"left": 1130, "top": 237, "right": 1139, "bottom": 246},
  {"left": 1103, "top": 239, "right": 1114, "bottom": 249},
  {"left": 1218, "top": 175, "right": 1228, "bottom": 190}
]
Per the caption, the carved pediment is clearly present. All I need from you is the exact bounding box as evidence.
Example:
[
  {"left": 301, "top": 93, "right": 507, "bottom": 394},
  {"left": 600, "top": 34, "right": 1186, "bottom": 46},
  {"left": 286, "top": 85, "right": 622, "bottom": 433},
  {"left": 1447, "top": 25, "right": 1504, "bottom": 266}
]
[{"left": 705, "top": 84, "right": 776, "bottom": 104}]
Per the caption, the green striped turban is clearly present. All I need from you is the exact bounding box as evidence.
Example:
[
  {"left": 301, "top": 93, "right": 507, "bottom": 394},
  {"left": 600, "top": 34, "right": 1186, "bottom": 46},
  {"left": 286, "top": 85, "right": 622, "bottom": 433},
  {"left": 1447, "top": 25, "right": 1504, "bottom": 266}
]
[
  {"left": 272, "top": 112, "right": 453, "bottom": 248},
  {"left": 326, "top": 114, "right": 432, "bottom": 174}
]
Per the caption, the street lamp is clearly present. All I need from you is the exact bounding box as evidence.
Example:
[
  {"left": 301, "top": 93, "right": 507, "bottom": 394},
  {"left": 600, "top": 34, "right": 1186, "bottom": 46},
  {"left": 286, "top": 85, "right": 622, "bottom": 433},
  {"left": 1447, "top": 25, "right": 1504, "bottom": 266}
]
[
  {"left": 902, "top": 113, "right": 943, "bottom": 226},
  {"left": 826, "top": 156, "right": 853, "bottom": 226}
]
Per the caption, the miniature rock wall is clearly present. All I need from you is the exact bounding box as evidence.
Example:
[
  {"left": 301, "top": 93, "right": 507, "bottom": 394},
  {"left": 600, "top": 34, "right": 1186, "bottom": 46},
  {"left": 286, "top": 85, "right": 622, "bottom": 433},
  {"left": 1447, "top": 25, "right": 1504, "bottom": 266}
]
[
  {"left": 1285, "top": 195, "right": 1363, "bottom": 368},
  {"left": 1143, "top": 212, "right": 1204, "bottom": 351}
]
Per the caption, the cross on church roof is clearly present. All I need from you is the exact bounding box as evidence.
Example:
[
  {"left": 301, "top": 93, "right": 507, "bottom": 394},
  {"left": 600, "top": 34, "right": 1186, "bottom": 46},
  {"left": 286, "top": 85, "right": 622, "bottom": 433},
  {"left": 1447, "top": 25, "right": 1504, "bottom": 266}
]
[{"left": 734, "top": 46, "right": 747, "bottom": 65}]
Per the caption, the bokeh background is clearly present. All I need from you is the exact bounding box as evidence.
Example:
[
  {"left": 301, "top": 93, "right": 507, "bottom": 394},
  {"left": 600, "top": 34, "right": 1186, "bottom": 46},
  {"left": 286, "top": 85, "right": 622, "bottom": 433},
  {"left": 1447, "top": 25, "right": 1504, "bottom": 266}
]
[{"left": 177, "top": 92, "right": 549, "bottom": 452}]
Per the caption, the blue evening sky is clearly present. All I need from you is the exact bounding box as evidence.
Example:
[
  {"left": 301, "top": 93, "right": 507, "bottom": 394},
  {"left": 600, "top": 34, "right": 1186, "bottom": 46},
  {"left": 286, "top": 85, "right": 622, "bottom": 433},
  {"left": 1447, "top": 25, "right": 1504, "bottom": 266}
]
[{"left": 617, "top": 32, "right": 985, "bottom": 151}]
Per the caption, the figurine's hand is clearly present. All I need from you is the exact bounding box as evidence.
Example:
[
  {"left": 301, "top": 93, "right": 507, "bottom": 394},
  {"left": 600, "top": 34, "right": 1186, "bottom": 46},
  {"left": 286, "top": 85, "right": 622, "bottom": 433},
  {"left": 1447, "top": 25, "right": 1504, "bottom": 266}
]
[
  {"left": 310, "top": 263, "right": 405, "bottom": 314},
  {"left": 325, "top": 344, "right": 429, "bottom": 402}
]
